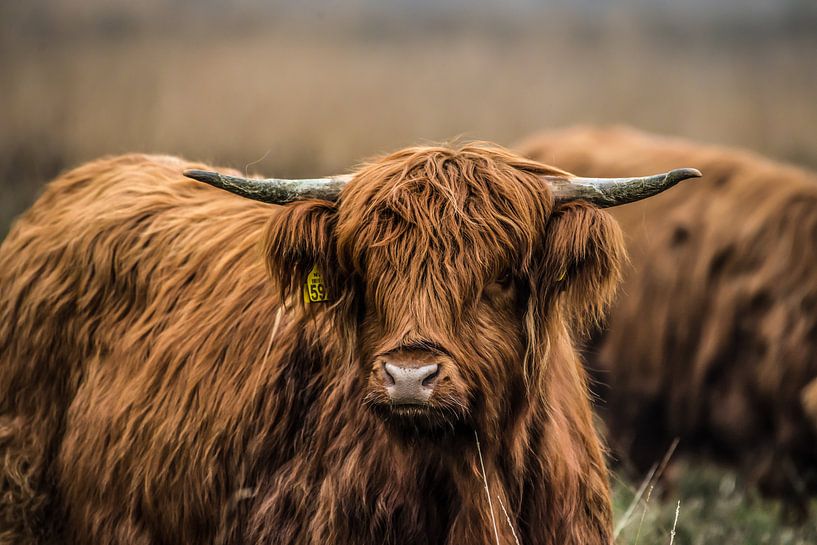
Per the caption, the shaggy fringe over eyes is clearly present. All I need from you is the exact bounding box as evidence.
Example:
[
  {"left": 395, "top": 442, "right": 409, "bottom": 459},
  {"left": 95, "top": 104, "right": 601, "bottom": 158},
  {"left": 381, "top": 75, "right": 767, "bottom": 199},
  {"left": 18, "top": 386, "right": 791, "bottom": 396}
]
[{"left": 338, "top": 142, "right": 564, "bottom": 280}]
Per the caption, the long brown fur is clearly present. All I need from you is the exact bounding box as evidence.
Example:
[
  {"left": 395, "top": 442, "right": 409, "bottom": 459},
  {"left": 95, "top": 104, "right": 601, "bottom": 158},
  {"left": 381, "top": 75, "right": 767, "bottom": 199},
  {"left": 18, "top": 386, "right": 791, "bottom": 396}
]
[
  {"left": 518, "top": 126, "right": 817, "bottom": 508},
  {"left": 0, "top": 144, "right": 624, "bottom": 544}
]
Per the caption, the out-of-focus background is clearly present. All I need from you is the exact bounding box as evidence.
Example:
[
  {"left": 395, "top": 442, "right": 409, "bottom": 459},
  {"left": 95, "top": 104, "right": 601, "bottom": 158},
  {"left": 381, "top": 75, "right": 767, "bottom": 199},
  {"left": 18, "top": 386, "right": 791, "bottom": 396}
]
[
  {"left": 2, "top": 1, "right": 817, "bottom": 542},
  {"left": 2, "top": 0, "right": 817, "bottom": 238}
]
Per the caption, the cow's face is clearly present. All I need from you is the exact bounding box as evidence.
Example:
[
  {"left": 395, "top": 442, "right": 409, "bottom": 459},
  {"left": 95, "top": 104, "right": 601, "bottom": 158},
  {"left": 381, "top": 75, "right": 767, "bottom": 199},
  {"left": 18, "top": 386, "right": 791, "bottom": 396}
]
[{"left": 264, "top": 145, "right": 624, "bottom": 437}]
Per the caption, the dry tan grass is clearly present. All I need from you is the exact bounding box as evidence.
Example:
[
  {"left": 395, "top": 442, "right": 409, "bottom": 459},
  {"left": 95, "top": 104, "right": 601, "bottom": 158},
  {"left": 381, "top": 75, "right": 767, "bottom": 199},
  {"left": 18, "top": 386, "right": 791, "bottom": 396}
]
[{"left": 1, "top": 11, "right": 816, "bottom": 236}]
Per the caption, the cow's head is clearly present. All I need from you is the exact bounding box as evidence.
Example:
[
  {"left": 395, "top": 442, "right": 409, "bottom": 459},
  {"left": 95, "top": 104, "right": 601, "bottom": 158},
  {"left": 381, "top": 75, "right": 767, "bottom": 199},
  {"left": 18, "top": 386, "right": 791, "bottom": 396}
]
[{"left": 185, "top": 144, "right": 698, "bottom": 438}]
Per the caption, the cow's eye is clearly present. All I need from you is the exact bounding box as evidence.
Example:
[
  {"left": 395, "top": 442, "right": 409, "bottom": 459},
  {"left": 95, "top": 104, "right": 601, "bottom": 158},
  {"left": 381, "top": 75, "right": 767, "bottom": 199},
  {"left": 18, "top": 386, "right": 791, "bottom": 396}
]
[{"left": 484, "top": 271, "right": 515, "bottom": 301}]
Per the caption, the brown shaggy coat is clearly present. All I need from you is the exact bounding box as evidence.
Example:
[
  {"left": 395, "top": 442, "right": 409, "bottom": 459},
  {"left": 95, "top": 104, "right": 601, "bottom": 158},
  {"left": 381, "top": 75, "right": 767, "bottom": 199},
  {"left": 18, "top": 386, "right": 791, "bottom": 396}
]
[
  {"left": 519, "top": 126, "right": 817, "bottom": 505},
  {"left": 0, "top": 145, "right": 623, "bottom": 544}
]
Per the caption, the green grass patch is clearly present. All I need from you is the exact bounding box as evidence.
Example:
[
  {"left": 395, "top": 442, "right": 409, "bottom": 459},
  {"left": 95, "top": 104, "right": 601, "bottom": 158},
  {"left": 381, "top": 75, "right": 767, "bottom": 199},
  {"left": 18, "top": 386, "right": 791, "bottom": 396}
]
[{"left": 612, "top": 463, "right": 817, "bottom": 545}]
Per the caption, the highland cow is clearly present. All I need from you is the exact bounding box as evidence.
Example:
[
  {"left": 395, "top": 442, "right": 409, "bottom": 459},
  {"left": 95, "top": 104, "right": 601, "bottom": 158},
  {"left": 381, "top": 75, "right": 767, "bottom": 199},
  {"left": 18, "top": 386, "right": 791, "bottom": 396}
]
[
  {"left": 0, "top": 144, "right": 696, "bottom": 544},
  {"left": 519, "top": 126, "right": 817, "bottom": 508}
]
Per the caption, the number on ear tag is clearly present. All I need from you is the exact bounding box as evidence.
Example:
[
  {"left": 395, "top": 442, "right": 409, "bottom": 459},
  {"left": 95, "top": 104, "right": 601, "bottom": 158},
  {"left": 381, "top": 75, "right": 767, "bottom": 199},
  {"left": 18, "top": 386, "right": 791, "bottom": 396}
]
[{"left": 304, "top": 265, "right": 330, "bottom": 303}]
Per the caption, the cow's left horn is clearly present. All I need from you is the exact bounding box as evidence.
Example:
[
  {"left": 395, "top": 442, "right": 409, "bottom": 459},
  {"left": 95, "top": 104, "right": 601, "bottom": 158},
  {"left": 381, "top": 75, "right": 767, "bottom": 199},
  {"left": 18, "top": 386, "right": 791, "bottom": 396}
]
[
  {"left": 545, "top": 168, "right": 702, "bottom": 208},
  {"left": 183, "top": 169, "right": 352, "bottom": 204}
]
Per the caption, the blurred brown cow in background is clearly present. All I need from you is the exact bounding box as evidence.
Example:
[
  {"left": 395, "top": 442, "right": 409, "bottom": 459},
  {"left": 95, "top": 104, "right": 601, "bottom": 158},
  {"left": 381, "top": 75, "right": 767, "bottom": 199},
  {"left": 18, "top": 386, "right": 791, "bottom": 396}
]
[
  {"left": 518, "top": 126, "right": 817, "bottom": 509},
  {"left": 0, "top": 143, "right": 695, "bottom": 544}
]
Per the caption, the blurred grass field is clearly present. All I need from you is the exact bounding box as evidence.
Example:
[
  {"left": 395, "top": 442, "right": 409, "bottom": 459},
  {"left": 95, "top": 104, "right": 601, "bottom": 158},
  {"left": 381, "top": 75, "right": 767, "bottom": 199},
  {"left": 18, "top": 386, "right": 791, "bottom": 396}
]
[
  {"left": 2, "top": 2, "right": 817, "bottom": 542},
  {"left": 612, "top": 463, "right": 817, "bottom": 545}
]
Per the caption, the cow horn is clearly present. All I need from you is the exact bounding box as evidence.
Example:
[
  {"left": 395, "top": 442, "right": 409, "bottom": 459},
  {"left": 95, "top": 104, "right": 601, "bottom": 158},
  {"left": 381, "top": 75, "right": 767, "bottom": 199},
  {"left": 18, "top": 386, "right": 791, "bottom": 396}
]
[
  {"left": 545, "top": 168, "right": 702, "bottom": 208},
  {"left": 183, "top": 169, "right": 352, "bottom": 204}
]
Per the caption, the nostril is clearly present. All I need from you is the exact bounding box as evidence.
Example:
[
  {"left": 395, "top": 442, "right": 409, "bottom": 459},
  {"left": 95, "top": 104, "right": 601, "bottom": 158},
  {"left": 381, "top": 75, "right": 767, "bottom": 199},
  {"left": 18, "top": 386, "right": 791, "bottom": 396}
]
[
  {"left": 421, "top": 364, "right": 440, "bottom": 388},
  {"left": 381, "top": 362, "right": 395, "bottom": 386}
]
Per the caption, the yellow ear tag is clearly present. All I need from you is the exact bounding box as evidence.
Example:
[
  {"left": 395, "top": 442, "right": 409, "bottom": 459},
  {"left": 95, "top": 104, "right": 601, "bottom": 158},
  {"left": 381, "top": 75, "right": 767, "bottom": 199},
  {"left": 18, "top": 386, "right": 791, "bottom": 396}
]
[
  {"left": 556, "top": 270, "right": 566, "bottom": 282},
  {"left": 304, "top": 264, "right": 330, "bottom": 304}
]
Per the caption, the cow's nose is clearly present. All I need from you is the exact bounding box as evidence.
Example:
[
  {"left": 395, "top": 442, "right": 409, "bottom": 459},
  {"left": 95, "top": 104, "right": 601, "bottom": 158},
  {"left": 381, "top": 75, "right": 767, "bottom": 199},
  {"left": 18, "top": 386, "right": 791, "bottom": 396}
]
[{"left": 382, "top": 362, "right": 440, "bottom": 404}]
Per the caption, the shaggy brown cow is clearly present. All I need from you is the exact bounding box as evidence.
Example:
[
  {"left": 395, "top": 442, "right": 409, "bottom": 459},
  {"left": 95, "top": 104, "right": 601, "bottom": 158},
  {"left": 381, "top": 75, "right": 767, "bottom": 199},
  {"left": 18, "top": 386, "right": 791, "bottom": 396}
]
[
  {"left": 519, "top": 126, "right": 817, "bottom": 507},
  {"left": 0, "top": 144, "right": 695, "bottom": 544}
]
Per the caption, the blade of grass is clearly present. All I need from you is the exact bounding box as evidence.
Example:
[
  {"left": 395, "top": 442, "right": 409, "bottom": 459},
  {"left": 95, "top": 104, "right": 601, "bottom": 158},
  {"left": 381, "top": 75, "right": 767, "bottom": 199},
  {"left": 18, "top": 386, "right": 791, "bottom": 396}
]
[
  {"left": 614, "top": 438, "right": 679, "bottom": 538},
  {"left": 668, "top": 500, "right": 681, "bottom": 545},
  {"left": 475, "top": 430, "right": 501, "bottom": 545},
  {"left": 496, "top": 494, "right": 521, "bottom": 545},
  {"left": 632, "top": 481, "right": 656, "bottom": 545}
]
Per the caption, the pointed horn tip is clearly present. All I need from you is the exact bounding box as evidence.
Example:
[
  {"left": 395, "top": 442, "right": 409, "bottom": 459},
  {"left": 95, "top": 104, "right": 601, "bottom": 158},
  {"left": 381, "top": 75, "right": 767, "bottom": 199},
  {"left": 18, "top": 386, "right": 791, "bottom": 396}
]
[
  {"left": 183, "top": 169, "right": 219, "bottom": 183},
  {"left": 668, "top": 167, "right": 703, "bottom": 181}
]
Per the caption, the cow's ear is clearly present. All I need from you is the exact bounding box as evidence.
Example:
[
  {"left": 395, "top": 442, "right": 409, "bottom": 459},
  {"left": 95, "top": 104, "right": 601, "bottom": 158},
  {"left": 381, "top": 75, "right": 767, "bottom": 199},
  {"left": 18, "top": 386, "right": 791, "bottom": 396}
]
[
  {"left": 263, "top": 200, "right": 339, "bottom": 305},
  {"left": 539, "top": 202, "right": 626, "bottom": 334}
]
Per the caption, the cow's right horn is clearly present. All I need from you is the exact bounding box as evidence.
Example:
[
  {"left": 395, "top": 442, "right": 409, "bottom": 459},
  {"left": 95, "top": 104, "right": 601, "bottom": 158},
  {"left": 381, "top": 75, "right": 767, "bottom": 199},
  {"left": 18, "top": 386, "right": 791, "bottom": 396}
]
[
  {"left": 183, "top": 169, "right": 352, "bottom": 204},
  {"left": 545, "top": 168, "right": 702, "bottom": 208}
]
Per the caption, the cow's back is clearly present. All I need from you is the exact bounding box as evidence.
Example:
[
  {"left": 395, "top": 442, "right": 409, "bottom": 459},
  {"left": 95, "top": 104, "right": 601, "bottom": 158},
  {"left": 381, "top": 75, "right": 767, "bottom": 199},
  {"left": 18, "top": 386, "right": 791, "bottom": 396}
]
[{"left": 0, "top": 154, "right": 289, "bottom": 544}]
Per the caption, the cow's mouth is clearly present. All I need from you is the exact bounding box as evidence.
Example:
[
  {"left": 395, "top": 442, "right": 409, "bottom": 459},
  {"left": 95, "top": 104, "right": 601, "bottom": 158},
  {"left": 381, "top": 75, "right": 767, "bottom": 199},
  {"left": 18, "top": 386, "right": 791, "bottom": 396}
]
[
  {"left": 389, "top": 403, "right": 430, "bottom": 413},
  {"left": 367, "top": 399, "right": 467, "bottom": 437},
  {"left": 369, "top": 400, "right": 436, "bottom": 420},
  {"left": 387, "top": 403, "right": 438, "bottom": 421}
]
